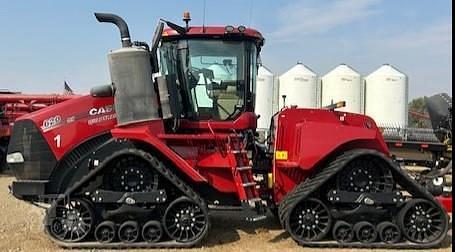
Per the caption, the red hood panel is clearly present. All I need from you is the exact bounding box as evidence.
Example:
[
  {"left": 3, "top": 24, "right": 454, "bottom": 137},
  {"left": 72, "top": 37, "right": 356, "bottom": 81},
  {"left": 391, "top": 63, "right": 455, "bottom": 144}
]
[{"left": 18, "top": 95, "right": 116, "bottom": 160}]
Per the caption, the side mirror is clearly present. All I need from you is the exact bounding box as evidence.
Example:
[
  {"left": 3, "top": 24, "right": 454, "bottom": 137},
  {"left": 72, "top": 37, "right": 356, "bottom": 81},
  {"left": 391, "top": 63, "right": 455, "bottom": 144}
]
[{"left": 90, "top": 84, "right": 115, "bottom": 97}]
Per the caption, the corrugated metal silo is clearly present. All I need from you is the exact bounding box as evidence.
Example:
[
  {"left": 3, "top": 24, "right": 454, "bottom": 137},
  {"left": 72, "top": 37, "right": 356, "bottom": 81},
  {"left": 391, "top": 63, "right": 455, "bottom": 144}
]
[
  {"left": 278, "top": 62, "right": 318, "bottom": 109},
  {"left": 321, "top": 64, "right": 362, "bottom": 113},
  {"left": 255, "top": 65, "right": 275, "bottom": 130},
  {"left": 365, "top": 64, "right": 408, "bottom": 127}
]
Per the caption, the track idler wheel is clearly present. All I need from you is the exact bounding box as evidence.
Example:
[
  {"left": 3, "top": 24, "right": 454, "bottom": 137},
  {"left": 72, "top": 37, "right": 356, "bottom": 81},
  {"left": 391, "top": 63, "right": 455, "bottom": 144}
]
[
  {"left": 46, "top": 198, "right": 94, "bottom": 242},
  {"left": 163, "top": 196, "right": 209, "bottom": 243},
  {"left": 377, "top": 221, "right": 401, "bottom": 244},
  {"left": 353, "top": 221, "right": 377, "bottom": 243},
  {"left": 398, "top": 199, "right": 448, "bottom": 244},
  {"left": 94, "top": 221, "right": 116, "bottom": 243},
  {"left": 142, "top": 220, "right": 163, "bottom": 243},
  {"left": 332, "top": 220, "right": 354, "bottom": 243},
  {"left": 118, "top": 221, "right": 139, "bottom": 243},
  {"left": 286, "top": 198, "right": 332, "bottom": 242}
]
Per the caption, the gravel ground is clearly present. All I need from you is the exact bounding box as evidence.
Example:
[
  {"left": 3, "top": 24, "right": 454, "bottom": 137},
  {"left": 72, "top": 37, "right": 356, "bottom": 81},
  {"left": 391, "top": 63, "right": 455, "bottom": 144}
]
[{"left": 0, "top": 174, "right": 452, "bottom": 252}]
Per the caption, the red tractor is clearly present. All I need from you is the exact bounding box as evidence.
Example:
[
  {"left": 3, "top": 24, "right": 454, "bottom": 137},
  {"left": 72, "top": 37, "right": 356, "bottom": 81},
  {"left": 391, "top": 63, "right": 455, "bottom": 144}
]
[
  {"left": 0, "top": 91, "right": 77, "bottom": 172},
  {"left": 7, "top": 13, "right": 448, "bottom": 248}
]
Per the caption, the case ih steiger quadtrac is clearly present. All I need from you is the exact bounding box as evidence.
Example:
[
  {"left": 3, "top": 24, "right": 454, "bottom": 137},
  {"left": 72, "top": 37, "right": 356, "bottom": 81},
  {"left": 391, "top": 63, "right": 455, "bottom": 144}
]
[{"left": 7, "top": 13, "right": 449, "bottom": 249}]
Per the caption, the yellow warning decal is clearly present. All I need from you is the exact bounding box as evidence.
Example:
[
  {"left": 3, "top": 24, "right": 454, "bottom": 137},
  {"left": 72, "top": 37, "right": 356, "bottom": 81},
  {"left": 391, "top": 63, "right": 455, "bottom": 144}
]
[
  {"left": 267, "top": 173, "right": 274, "bottom": 189},
  {"left": 275, "top": 151, "right": 288, "bottom": 160}
]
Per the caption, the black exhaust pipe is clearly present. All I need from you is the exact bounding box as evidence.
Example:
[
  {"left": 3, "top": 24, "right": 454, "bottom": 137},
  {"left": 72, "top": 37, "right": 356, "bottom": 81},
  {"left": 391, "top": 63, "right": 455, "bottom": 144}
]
[{"left": 94, "top": 12, "right": 132, "bottom": 47}]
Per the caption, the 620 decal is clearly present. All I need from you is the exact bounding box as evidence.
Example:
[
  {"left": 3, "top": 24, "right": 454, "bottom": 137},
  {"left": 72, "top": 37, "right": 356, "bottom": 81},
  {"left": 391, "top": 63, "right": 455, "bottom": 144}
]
[{"left": 41, "top": 115, "right": 62, "bottom": 131}]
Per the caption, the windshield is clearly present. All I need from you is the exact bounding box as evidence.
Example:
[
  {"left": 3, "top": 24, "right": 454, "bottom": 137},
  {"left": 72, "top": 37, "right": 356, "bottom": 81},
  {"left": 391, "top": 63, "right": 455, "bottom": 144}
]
[{"left": 160, "top": 39, "right": 256, "bottom": 121}]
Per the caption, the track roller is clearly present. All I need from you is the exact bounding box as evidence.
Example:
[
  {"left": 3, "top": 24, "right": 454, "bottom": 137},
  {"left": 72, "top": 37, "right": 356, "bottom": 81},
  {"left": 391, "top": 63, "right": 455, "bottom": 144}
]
[
  {"left": 332, "top": 220, "right": 354, "bottom": 243},
  {"left": 286, "top": 198, "right": 332, "bottom": 242},
  {"left": 94, "top": 221, "right": 116, "bottom": 243},
  {"left": 398, "top": 199, "right": 448, "bottom": 244},
  {"left": 353, "top": 221, "right": 377, "bottom": 243},
  {"left": 377, "top": 221, "right": 401, "bottom": 244},
  {"left": 118, "top": 221, "right": 139, "bottom": 243},
  {"left": 142, "top": 220, "right": 163, "bottom": 243}
]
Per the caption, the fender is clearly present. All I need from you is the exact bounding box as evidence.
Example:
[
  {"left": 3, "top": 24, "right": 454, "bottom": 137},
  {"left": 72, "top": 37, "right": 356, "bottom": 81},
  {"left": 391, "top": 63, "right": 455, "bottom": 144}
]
[
  {"left": 274, "top": 108, "right": 389, "bottom": 170},
  {"left": 111, "top": 123, "right": 207, "bottom": 183},
  {"left": 272, "top": 108, "right": 391, "bottom": 202}
]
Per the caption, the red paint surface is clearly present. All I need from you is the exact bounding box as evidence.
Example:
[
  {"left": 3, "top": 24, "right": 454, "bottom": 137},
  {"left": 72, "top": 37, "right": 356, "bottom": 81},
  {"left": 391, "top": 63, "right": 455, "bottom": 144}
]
[
  {"left": 0, "top": 93, "right": 79, "bottom": 138},
  {"left": 18, "top": 96, "right": 396, "bottom": 205},
  {"left": 436, "top": 196, "right": 452, "bottom": 212},
  {"left": 18, "top": 95, "right": 116, "bottom": 159},
  {"left": 163, "top": 26, "right": 264, "bottom": 42},
  {"left": 272, "top": 108, "right": 389, "bottom": 203}
]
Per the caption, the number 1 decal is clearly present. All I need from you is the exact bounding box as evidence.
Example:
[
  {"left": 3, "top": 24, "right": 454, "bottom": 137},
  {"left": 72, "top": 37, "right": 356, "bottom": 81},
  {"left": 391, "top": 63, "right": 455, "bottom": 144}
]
[{"left": 54, "top": 134, "right": 61, "bottom": 148}]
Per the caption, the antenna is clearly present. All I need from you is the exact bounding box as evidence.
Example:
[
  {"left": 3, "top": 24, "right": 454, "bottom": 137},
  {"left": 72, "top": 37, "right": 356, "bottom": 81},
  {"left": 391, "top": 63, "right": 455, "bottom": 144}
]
[
  {"left": 248, "top": 0, "right": 253, "bottom": 27},
  {"left": 202, "top": 0, "right": 206, "bottom": 32}
]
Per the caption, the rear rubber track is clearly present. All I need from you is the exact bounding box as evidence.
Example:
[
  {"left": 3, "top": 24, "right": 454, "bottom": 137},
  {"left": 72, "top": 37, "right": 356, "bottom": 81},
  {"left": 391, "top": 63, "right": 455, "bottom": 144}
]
[{"left": 278, "top": 148, "right": 449, "bottom": 249}]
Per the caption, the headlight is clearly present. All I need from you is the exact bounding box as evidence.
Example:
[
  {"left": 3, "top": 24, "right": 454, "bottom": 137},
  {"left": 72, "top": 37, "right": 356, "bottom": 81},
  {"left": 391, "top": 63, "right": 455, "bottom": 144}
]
[{"left": 6, "top": 152, "right": 24, "bottom": 164}]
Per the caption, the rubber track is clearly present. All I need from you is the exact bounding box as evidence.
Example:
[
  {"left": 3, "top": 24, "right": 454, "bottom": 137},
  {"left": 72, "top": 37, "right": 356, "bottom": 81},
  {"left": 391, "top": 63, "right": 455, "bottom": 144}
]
[
  {"left": 278, "top": 148, "right": 449, "bottom": 249},
  {"left": 46, "top": 148, "right": 209, "bottom": 249}
]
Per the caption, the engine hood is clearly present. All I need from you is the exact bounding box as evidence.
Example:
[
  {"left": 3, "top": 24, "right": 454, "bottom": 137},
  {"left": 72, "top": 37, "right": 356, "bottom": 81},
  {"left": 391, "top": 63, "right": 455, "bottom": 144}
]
[{"left": 13, "top": 95, "right": 116, "bottom": 160}]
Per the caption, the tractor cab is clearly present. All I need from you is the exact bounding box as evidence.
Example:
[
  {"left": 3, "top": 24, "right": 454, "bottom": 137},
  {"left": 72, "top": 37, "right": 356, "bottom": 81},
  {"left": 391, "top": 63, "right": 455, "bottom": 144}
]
[
  {"left": 90, "top": 12, "right": 263, "bottom": 133},
  {"left": 157, "top": 18, "right": 264, "bottom": 132}
]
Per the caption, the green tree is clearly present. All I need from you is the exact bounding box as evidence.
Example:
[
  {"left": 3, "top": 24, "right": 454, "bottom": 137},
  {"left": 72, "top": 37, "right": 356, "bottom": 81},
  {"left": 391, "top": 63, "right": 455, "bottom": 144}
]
[{"left": 408, "top": 97, "right": 431, "bottom": 128}]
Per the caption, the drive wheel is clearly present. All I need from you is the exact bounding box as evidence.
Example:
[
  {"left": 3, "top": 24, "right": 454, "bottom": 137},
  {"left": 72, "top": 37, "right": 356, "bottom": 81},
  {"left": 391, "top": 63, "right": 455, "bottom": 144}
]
[
  {"left": 142, "top": 220, "right": 163, "bottom": 243},
  {"left": 286, "top": 198, "right": 332, "bottom": 242},
  {"left": 163, "top": 197, "right": 209, "bottom": 243},
  {"left": 105, "top": 155, "right": 159, "bottom": 192},
  {"left": 337, "top": 157, "right": 393, "bottom": 193},
  {"left": 354, "top": 221, "right": 377, "bottom": 243},
  {"left": 95, "top": 221, "right": 116, "bottom": 243},
  {"left": 46, "top": 198, "right": 94, "bottom": 242},
  {"left": 118, "top": 221, "right": 139, "bottom": 243},
  {"left": 332, "top": 220, "right": 354, "bottom": 243},
  {"left": 398, "top": 199, "right": 448, "bottom": 244},
  {"left": 377, "top": 221, "right": 401, "bottom": 244}
]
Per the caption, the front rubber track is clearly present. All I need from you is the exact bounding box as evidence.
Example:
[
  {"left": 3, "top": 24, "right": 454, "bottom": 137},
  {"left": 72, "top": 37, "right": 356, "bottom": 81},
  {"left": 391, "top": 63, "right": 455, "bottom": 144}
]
[{"left": 46, "top": 148, "right": 210, "bottom": 249}]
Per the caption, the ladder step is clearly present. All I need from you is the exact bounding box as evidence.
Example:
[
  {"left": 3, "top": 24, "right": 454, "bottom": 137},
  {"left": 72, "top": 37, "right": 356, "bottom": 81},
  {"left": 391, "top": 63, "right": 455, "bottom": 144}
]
[
  {"left": 242, "top": 182, "right": 256, "bottom": 187},
  {"left": 236, "top": 166, "right": 252, "bottom": 171},
  {"left": 231, "top": 150, "right": 247, "bottom": 154},
  {"left": 246, "top": 215, "right": 267, "bottom": 222},
  {"left": 248, "top": 197, "right": 262, "bottom": 203}
]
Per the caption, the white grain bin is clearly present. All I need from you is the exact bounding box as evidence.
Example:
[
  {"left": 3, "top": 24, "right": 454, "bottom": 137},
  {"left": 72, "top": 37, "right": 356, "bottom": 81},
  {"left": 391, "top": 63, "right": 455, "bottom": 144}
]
[
  {"left": 321, "top": 64, "right": 362, "bottom": 113},
  {"left": 365, "top": 64, "right": 408, "bottom": 127},
  {"left": 278, "top": 62, "right": 318, "bottom": 109},
  {"left": 255, "top": 66, "right": 275, "bottom": 130}
]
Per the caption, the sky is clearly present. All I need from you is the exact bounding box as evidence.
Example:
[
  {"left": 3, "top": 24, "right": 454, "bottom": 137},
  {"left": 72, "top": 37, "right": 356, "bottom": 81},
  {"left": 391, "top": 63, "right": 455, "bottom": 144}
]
[{"left": 0, "top": 0, "right": 452, "bottom": 98}]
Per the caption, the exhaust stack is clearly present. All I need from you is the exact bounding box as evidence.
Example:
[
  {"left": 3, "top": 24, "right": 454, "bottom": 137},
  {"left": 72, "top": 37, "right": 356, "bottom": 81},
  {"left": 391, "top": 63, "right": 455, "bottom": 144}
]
[
  {"left": 95, "top": 12, "right": 160, "bottom": 126},
  {"left": 94, "top": 12, "right": 132, "bottom": 47}
]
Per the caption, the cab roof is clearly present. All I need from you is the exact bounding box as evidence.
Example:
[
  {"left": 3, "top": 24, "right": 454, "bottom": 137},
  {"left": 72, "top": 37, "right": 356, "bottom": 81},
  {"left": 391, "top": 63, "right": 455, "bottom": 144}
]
[{"left": 162, "top": 26, "right": 264, "bottom": 45}]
